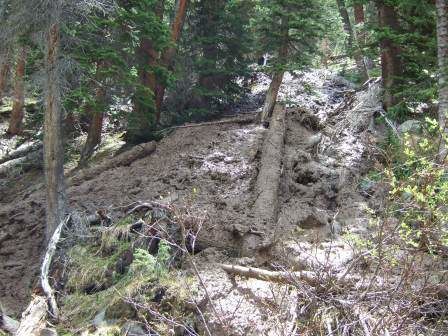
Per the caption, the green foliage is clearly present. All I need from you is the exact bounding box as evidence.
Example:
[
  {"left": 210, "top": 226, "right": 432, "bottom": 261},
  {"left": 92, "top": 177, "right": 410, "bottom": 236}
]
[
  {"left": 384, "top": 119, "right": 448, "bottom": 251},
  {"left": 254, "top": 0, "right": 325, "bottom": 72}
]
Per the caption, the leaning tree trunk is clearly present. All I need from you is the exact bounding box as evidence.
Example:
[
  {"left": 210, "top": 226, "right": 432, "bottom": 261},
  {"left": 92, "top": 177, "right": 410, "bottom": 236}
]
[
  {"left": 154, "top": 0, "right": 189, "bottom": 121},
  {"left": 44, "top": 22, "right": 65, "bottom": 241},
  {"left": 79, "top": 63, "right": 106, "bottom": 165},
  {"left": 378, "top": 0, "right": 402, "bottom": 110},
  {"left": 0, "top": 58, "right": 10, "bottom": 106},
  {"left": 437, "top": 0, "right": 448, "bottom": 162},
  {"left": 336, "top": 0, "right": 368, "bottom": 82},
  {"left": 7, "top": 47, "right": 27, "bottom": 135},
  {"left": 260, "top": 17, "right": 289, "bottom": 124}
]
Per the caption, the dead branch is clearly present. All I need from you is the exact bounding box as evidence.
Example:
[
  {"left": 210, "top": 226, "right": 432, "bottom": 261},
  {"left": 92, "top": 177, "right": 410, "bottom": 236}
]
[
  {"left": 220, "top": 264, "right": 321, "bottom": 286},
  {"left": 68, "top": 141, "right": 156, "bottom": 186},
  {"left": 41, "top": 215, "right": 70, "bottom": 320},
  {"left": 126, "top": 201, "right": 172, "bottom": 216}
]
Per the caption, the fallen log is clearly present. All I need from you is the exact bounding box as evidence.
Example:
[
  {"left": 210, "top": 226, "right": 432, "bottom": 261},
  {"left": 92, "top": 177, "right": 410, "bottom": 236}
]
[
  {"left": 15, "top": 296, "right": 47, "bottom": 336},
  {"left": 0, "top": 141, "right": 42, "bottom": 165},
  {"left": 220, "top": 264, "right": 320, "bottom": 286},
  {"left": 68, "top": 141, "right": 156, "bottom": 186},
  {"left": 170, "top": 115, "right": 255, "bottom": 129},
  {"left": 244, "top": 104, "right": 286, "bottom": 254},
  {"left": 0, "top": 148, "right": 43, "bottom": 177}
]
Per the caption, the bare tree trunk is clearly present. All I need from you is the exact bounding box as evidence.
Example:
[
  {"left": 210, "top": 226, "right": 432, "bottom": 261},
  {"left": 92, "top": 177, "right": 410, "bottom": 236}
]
[
  {"left": 378, "top": 0, "right": 402, "bottom": 110},
  {"left": 128, "top": 0, "right": 164, "bottom": 143},
  {"left": 336, "top": 0, "right": 368, "bottom": 82},
  {"left": 437, "top": 0, "right": 448, "bottom": 161},
  {"left": 44, "top": 22, "right": 65, "bottom": 241},
  {"left": 260, "top": 17, "right": 289, "bottom": 124},
  {"left": 154, "top": 0, "right": 189, "bottom": 121},
  {"left": 0, "top": 58, "right": 10, "bottom": 106},
  {"left": 79, "top": 64, "right": 106, "bottom": 165},
  {"left": 7, "top": 47, "right": 27, "bottom": 135}
]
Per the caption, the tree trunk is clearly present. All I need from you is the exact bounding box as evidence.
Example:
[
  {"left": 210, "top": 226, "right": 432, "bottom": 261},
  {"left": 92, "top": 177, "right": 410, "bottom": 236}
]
[
  {"left": 154, "top": 0, "right": 189, "bottom": 121},
  {"left": 79, "top": 64, "right": 106, "bottom": 165},
  {"left": 378, "top": 0, "right": 402, "bottom": 110},
  {"left": 44, "top": 22, "right": 65, "bottom": 241},
  {"left": 128, "top": 0, "right": 164, "bottom": 143},
  {"left": 7, "top": 47, "right": 27, "bottom": 135},
  {"left": 437, "top": 0, "right": 448, "bottom": 161},
  {"left": 0, "top": 58, "right": 10, "bottom": 106},
  {"left": 260, "top": 17, "right": 289, "bottom": 124},
  {"left": 336, "top": 0, "right": 368, "bottom": 82}
]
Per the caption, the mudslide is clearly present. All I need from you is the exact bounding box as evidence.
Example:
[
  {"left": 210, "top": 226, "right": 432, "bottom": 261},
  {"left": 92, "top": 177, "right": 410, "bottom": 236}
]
[{"left": 0, "top": 70, "right": 383, "bottom": 335}]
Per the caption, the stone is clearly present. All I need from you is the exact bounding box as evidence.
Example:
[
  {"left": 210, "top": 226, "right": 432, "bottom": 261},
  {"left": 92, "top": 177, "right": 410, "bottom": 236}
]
[
  {"left": 121, "top": 321, "right": 148, "bottom": 336},
  {"left": 398, "top": 119, "right": 422, "bottom": 134}
]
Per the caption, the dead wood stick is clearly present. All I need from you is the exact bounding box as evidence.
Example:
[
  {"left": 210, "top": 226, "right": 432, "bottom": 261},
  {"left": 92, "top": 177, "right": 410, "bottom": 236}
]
[
  {"left": 126, "top": 201, "right": 172, "bottom": 216},
  {"left": 220, "top": 264, "right": 320, "bottom": 286},
  {"left": 15, "top": 296, "right": 48, "bottom": 336},
  {"left": 168, "top": 115, "right": 255, "bottom": 130},
  {"left": 41, "top": 215, "right": 70, "bottom": 320}
]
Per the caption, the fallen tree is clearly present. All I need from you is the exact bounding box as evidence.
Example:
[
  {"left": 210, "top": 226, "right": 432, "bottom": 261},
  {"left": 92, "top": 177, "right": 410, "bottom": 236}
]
[
  {"left": 0, "top": 141, "right": 42, "bottom": 165},
  {"left": 0, "top": 148, "right": 43, "bottom": 177},
  {"left": 243, "top": 104, "right": 286, "bottom": 254},
  {"left": 68, "top": 141, "right": 156, "bottom": 186}
]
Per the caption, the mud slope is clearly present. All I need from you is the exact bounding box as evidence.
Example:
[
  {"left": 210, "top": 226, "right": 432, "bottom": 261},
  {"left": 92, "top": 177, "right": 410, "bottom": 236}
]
[
  {"left": 0, "top": 116, "right": 264, "bottom": 314},
  {"left": 0, "top": 69, "right": 382, "bottom": 330}
]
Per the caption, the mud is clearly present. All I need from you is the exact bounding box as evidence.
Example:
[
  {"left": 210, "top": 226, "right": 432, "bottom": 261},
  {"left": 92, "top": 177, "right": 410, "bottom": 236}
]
[{"left": 0, "top": 68, "right": 382, "bottom": 336}]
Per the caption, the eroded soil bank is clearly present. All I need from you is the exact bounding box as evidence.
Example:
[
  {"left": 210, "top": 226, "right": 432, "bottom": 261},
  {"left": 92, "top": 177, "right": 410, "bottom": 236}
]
[{"left": 1, "top": 69, "right": 385, "bottom": 334}]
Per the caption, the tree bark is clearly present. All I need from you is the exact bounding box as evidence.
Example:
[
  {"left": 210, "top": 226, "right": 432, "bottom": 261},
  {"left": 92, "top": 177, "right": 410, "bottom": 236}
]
[
  {"left": 437, "top": 0, "right": 448, "bottom": 161},
  {"left": 44, "top": 22, "right": 66, "bottom": 241},
  {"left": 260, "top": 17, "right": 289, "bottom": 124},
  {"left": 154, "top": 0, "right": 189, "bottom": 121},
  {"left": 79, "top": 64, "right": 106, "bottom": 165},
  {"left": 378, "top": 0, "right": 402, "bottom": 110},
  {"left": 7, "top": 46, "right": 27, "bottom": 135},
  {"left": 128, "top": 0, "right": 165, "bottom": 143},
  {"left": 0, "top": 58, "right": 10, "bottom": 106},
  {"left": 336, "top": 0, "right": 368, "bottom": 82}
]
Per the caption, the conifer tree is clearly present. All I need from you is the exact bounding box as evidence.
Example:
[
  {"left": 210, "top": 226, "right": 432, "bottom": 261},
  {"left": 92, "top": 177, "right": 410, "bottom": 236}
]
[{"left": 256, "top": 0, "right": 324, "bottom": 123}]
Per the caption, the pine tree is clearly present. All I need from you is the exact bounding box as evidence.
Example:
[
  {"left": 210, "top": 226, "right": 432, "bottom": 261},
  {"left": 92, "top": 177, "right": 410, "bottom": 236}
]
[
  {"left": 436, "top": 0, "right": 448, "bottom": 161},
  {"left": 256, "top": 0, "right": 324, "bottom": 123}
]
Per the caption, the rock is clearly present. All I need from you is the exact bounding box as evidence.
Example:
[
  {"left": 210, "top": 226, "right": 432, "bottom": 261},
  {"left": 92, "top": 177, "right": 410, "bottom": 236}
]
[
  {"left": 121, "top": 321, "right": 147, "bottom": 336},
  {"left": 398, "top": 119, "right": 422, "bottom": 134},
  {"left": 298, "top": 209, "right": 330, "bottom": 229},
  {"left": 39, "top": 328, "right": 58, "bottom": 336}
]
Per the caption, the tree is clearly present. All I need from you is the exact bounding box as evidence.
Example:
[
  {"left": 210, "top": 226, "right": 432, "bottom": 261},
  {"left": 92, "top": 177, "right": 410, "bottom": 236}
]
[
  {"left": 377, "top": 0, "right": 402, "bottom": 110},
  {"left": 256, "top": 0, "right": 324, "bottom": 123},
  {"left": 0, "top": 57, "right": 10, "bottom": 106},
  {"left": 122, "top": 0, "right": 170, "bottom": 143},
  {"left": 154, "top": 0, "right": 189, "bottom": 120},
  {"left": 7, "top": 46, "right": 26, "bottom": 135},
  {"left": 336, "top": 0, "right": 368, "bottom": 82},
  {"left": 44, "top": 17, "right": 65, "bottom": 241},
  {"left": 436, "top": 0, "right": 448, "bottom": 161}
]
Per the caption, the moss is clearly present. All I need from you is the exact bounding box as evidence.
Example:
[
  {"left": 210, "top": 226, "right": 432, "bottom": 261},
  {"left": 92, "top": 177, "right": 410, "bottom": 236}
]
[{"left": 65, "top": 241, "right": 131, "bottom": 292}]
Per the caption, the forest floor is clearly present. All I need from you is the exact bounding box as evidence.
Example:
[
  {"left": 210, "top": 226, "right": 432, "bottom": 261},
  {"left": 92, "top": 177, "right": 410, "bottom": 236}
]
[{"left": 1, "top": 70, "right": 445, "bottom": 335}]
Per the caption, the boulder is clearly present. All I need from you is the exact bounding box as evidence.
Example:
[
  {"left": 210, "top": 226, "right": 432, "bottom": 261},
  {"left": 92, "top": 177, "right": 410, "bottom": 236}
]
[{"left": 398, "top": 120, "right": 422, "bottom": 134}]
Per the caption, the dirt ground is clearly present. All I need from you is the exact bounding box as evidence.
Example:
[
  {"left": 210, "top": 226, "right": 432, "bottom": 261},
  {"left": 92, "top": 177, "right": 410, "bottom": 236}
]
[{"left": 0, "top": 70, "right": 382, "bottom": 334}]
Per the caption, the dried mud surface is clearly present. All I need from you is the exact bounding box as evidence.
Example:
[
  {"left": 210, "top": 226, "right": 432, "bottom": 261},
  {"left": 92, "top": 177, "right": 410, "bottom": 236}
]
[{"left": 0, "top": 69, "right": 381, "bottom": 335}]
